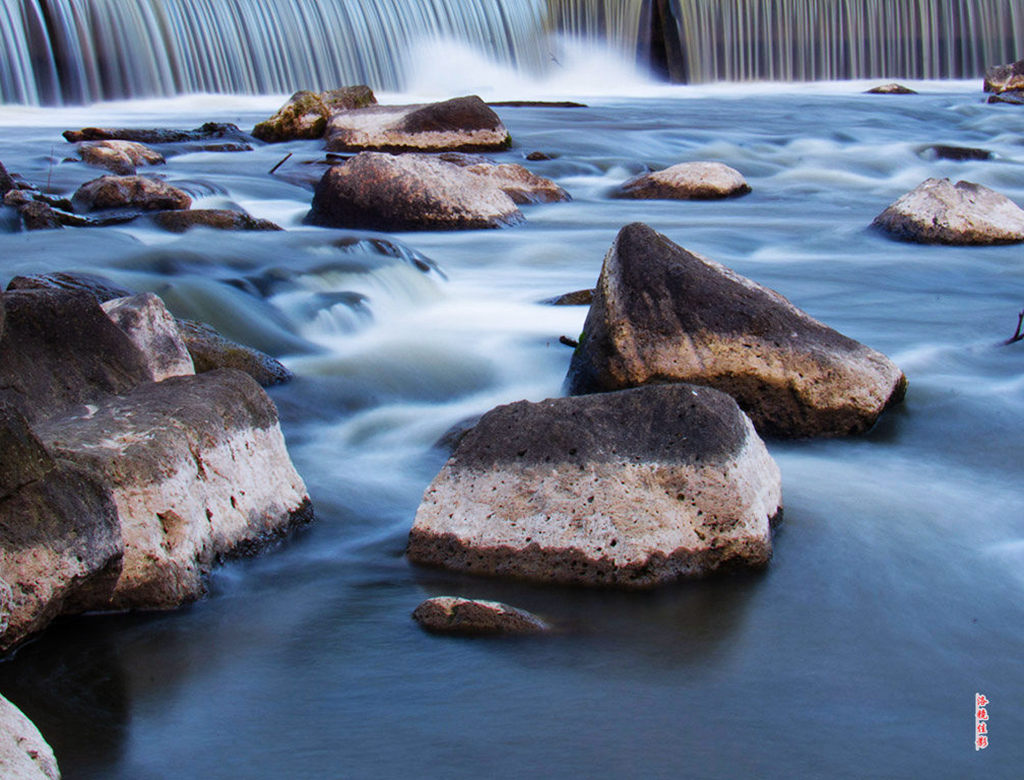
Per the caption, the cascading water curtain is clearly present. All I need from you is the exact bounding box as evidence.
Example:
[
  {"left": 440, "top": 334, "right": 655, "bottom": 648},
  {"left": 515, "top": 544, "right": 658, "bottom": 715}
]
[
  {"left": 0, "top": 0, "right": 548, "bottom": 105},
  {"left": 544, "top": 0, "right": 647, "bottom": 56},
  {"left": 666, "top": 0, "right": 1024, "bottom": 82}
]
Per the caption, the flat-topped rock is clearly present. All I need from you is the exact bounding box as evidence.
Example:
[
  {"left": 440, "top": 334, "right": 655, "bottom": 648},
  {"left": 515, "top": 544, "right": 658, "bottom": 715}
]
[
  {"left": 616, "top": 161, "right": 750, "bottom": 200},
  {"left": 865, "top": 83, "right": 917, "bottom": 94},
  {"left": 78, "top": 140, "right": 164, "bottom": 175},
  {"left": 412, "top": 597, "right": 550, "bottom": 635},
  {"left": 72, "top": 175, "right": 191, "bottom": 212},
  {"left": 253, "top": 86, "right": 376, "bottom": 142},
  {"left": 63, "top": 122, "right": 250, "bottom": 145},
  {"left": 408, "top": 383, "right": 781, "bottom": 588},
  {"left": 151, "top": 209, "right": 282, "bottom": 233},
  {"left": 873, "top": 178, "right": 1024, "bottom": 245},
  {"left": 984, "top": 58, "right": 1024, "bottom": 93},
  {"left": 306, "top": 152, "right": 523, "bottom": 231},
  {"left": 567, "top": 223, "right": 906, "bottom": 438},
  {"left": 0, "top": 694, "right": 60, "bottom": 779},
  {"left": 325, "top": 95, "right": 510, "bottom": 153}
]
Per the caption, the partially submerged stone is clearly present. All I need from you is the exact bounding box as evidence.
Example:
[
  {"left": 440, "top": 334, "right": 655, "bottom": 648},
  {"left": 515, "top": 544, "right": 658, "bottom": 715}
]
[
  {"left": 72, "top": 175, "right": 191, "bottom": 212},
  {"left": 987, "top": 90, "right": 1024, "bottom": 105},
  {"left": 566, "top": 223, "right": 906, "bottom": 438},
  {"left": 873, "top": 178, "right": 1024, "bottom": 245},
  {"left": 177, "top": 319, "right": 293, "bottom": 387},
  {"left": 865, "top": 83, "right": 917, "bottom": 94},
  {"left": 616, "top": 161, "right": 750, "bottom": 200},
  {"left": 917, "top": 145, "right": 992, "bottom": 162},
  {"left": 63, "top": 122, "right": 250, "bottom": 145},
  {"left": 306, "top": 152, "right": 523, "bottom": 231},
  {"left": 6, "top": 271, "right": 135, "bottom": 303},
  {"left": 413, "top": 597, "right": 550, "bottom": 635},
  {"left": 438, "top": 153, "right": 570, "bottom": 204},
  {"left": 408, "top": 383, "right": 781, "bottom": 588},
  {"left": 984, "top": 58, "right": 1024, "bottom": 93},
  {"left": 0, "top": 694, "right": 61, "bottom": 779},
  {"left": 541, "top": 288, "right": 594, "bottom": 306},
  {"left": 151, "top": 209, "right": 282, "bottom": 233},
  {"left": 253, "top": 86, "right": 376, "bottom": 142},
  {"left": 78, "top": 140, "right": 164, "bottom": 175},
  {"left": 101, "top": 293, "right": 195, "bottom": 381},
  {"left": 325, "top": 95, "right": 510, "bottom": 153}
]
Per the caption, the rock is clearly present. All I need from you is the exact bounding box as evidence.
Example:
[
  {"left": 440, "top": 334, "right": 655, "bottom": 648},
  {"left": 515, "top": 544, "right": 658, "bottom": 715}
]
[
  {"left": 566, "top": 223, "right": 906, "bottom": 438},
  {"left": 0, "top": 161, "right": 15, "bottom": 196},
  {"left": 525, "top": 151, "right": 554, "bottom": 161},
  {"left": 78, "top": 140, "right": 164, "bottom": 175},
  {"left": 177, "top": 319, "right": 292, "bottom": 387},
  {"left": 72, "top": 175, "right": 191, "bottom": 212},
  {"left": 438, "top": 153, "right": 570, "bottom": 204},
  {"left": 408, "top": 383, "right": 781, "bottom": 587},
  {"left": 35, "top": 370, "right": 312, "bottom": 610},
  {"left": 306, "top": 152, "right": 523, "bottom": 231},
  {"left": 616, "top": 161, "right": 751, "bottom": 200},
  {"left": 918, "top": 144, "right": 992, "bottom": 162},
  {"left": 6, "top": 272, "right": 135, "bottom": 302},
  {"left": 865, "top": 83, "right": 917, "bottom": 94},
  {"left": 487, "top": 100, "right": 587, "bottom": 108},
  {"left": 151, "top": 209, "right": 282, "bottom": 233},
  {"left": 0, "top": 400, "right": 54, "bottom": 498},
  {"left": 0, "top": 289, "right": 152, "bottom": 423},
  {"left": 253, "top": 86, "right": 376, "bottom": 142},
  {"left": 63, "top": 122, "right": 250, "bottom": 145},
  {"left": 0, "top": 694, "right": 61, "bottom": 779},
  {"left": 987, "top": 90, "right": 1024, "bottom": 105},
  {"left": 984, "top": 58, "right": 1024, "bottom": 93},
  {"left": 412, "top": 597, "right": 550, "bottom": 635},
  {"left": 873, "top": 178, "right": 1024, "bottom": 245},
  {"left": 541, "top": 288, "right": 594, "bottom": 306},
  {"left": 101, "top": 294, "right": 195, "bottom": 382},
  {"left": 325, "top": 95, "right": 510, "bottom": 154},
  {"left": 4, "top": 194, "right": 62, "bottom": 231}
]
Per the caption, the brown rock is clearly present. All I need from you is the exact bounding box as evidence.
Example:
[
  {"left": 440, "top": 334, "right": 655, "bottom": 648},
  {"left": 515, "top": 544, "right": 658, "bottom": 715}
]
[
  {"left": 151, "top": 209, "right": 282, "bottom": 233},
  {"left": 865, "top": 83, "right": 917, "bottom": 94},
  {"left": 439, "top": 153, "right": 570, "bottom": 204},
  {"left": 326, "top": 95, "right": 510, "bottom": 154},
  {"left": 617, "top": 161, "right": 750, "bottom": 200},
  {"left": 6, "top": 271, "right": 136, "bottom": 302},
  {"left": 413, "top": 597, "right": 550, "bottom": 635},
  {"left": 177, "top": 319, "right": 292, "bottom": 387},
  {"left": 72, "top": 175, "right": 191, "bottom": 212},
  {"left": 0, "top": 161, "right": 15, "bottom": 197},
  {"left": 987, "top": 90, "right": 1024, "bottom": 105},
  {"left": 541, "top": 289, "right": 594, "bottom": 306},
  {"left": 566, "top": 223, "right": 906, "bottom": 438},
  {"left": 984, "top": 59, "right": 1024, "bottom": 93},
  {"left": 79, "top": 140, "right": 164, "bottom": 175},
  {"left": 63, "top": 122, "right": 250, "bottom": 145},
  {"left": 306, "top": 152, "right": 523, "bottom": 231},
  {"left": 101, "top": 294, "right": 195, "bottom": 382},
  {"left": 0, "top": 694, "right": 61, "bottom": 779},
  {"left": 252, "top": 86, "right": 376, "bottom": 142},
  {"left": 873, "top": 178, "right": 1024, "bottom": 245},
  {"left": 409, "top": 383, "right": 781, "bottom": 587}
]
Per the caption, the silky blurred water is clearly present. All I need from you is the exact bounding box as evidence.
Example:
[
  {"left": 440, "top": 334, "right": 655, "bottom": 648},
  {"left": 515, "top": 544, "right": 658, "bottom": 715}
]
[{"left": 0, "top": 78, "right": 1022, "bottom": 779}]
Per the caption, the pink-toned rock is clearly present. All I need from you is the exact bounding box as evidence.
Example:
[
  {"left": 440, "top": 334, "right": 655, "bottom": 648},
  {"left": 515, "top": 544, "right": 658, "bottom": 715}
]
[
  {"left": 984, "top": 58, "right": 1024, "bottom": 93},
  {"left": 413, "top": 597, "right": 550, "bottom": 635},
  {"left": 617, "top": 161, "right": 750, "bottom": 200},
  {"left": 72, "top": 175, "right": 191, "bottom": 212},
  {"left": 79, "top": 140, "right": 164, "bottom": 175},
  {"left": 101, "top": 293, "right": 195, "bottom": 382},
  {"left": 253, "top": 86, "right": 377, "bottom": 142},
  {"left": 439, "top": 153, "right": 570, "bottom": 204}
]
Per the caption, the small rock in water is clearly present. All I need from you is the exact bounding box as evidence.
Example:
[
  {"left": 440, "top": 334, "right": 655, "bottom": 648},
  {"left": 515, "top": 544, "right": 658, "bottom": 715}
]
[
  {"left": 917, "top": 144, "right": 992, "bottom": 162},
  {"left": 151, "top": 209, "right": 282, "bottom": 233},
  {"left": 78, "top": 140, "right": 165, "bottom": 175},
  {"left": 253, "top": 86, "right": 377, "bottom": 142},
  {"left": 616, "top": 161, "right": 750, "bottom": 200},
  {"left": 987, "top": 90, "right": 1024, "bottom": 105},
  {"left": 873, "top": 177, "right": 1024, "bottom": 245},
  {"left": 984, "top": 58, "right": 1024, "bottom": 93},
  {"left": 63, "top": 122, "right": 251, "bottom": 145},
  {"left": 540, "top": 288, "right": 594, "bottom": 306},
  {"left": 865, "top": 83, "right": 917, "bottom": 94},
  {"left": 525, "top": 151, "right": 555, "bottom": 161},
  {"left": 412, "top": 597, "right": 550, "bottom": 635},
  {"left": 177, "top": 319, "right": 293, "bottom": 387},
  {"left": 72, "top": 175, "right": 191, "bottom": 212}
]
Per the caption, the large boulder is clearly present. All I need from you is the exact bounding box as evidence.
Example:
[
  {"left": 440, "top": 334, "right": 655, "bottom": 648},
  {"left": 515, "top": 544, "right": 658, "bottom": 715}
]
[
  {"left": 412, "top": 597, "right": 550, "bottom": 635},
  {"left": 873, "top": 178, "right": 1024, "bottom": 245},
  {"left": 253, "top": 86, "right": 376, "bottom": 142},
  {"left": 78, "top": 140, "right": 164, "bottom": 175},
  {"left": 616, "top": 162, "right": 750, "bottom": 200},
  {"left": 0, "top": 403, "right": 122, "bottom": 652},
  {"left": 72, "top": 175, "right": 191, "bottom": 213},
  {"left": 566, "top": 223, "right": 906, "bottom": 438},
  {"left": 325, "top": 95, "right": 510, "bottom": 153},
  {"left": 984, "top": 59, "right": 1024, "bottom": 93},
  {"left": 35, "top": 370, "right": 312, "bottom": 610},
  {"left": 408, "top": 383, "right": 781, "bottom": 588},
  {"left": 0, "top": 694, "right": 60, "bottom": 779},
  {"left": 101, "top": 294, "right": 195, "bottom": 382},
  {"left": 63, "top": 122, "right": 250, "bottom": 145},
  {"left": 306, "top": 152, "right": 524, "bottom": 231}
]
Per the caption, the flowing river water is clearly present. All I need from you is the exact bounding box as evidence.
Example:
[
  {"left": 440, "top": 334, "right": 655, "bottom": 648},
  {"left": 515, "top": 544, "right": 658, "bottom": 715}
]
[{"left": 0, "top": 52, "right": 1022, "bottom": 778}]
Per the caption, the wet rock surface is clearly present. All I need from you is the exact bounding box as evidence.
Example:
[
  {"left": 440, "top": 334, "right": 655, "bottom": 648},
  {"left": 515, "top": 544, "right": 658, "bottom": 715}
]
[
  {"left": 566, "top": 223, "right": 906, "bottom": 438},
  {"left": 253, "top": 86, "right": 377, "bottom": 142},
  {"left": 151, "top": 209, "right": 282, "bottom": 233},
  {"left": 865, "top": 83, "right": 917, "bottom": 94},
  {"left": 413, "top": 597, "right": 550, "bottom": 635},
  {"left": 177, "top": 319, "right": 293, "bottom": 387},
  {"left": 616, "top": 162, "right": 751, "bottom": 200},
  {"left": 409, "top": 383, "right": 781, "bottom": 588},
  {"left": 0, "top": 694, "right": 61, "bottom": 779},
  {"left": 101, "top": 293, "right": 195, "bottom": 382},
  {"left": 72, "top": 175, "right": 191, "bottom": 212},
  {"left": 77, "top": 140, "right": 165, "bottom": 175},
  {"left": 984, "top": 58, "right": 1024, "bottom": 93},
  {"left": 63, "top": 123, "right": 251, "bottom": 145}
]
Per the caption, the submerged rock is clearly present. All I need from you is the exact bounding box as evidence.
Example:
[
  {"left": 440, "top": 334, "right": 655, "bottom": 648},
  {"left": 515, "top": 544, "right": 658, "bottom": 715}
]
[
  {"left": 253, "top": 86, "right": 377, "bottom": 142},
  {"left": 873, "top": 178, "right": 1024, "bottom": 245},
  {"left": 72, "top": 175, "right": 191, "bottom": 212},
  {"left": 0, "top": 694, "right": 61, "bottom": 779},
  {"left": 917, "top": 144, "right": 992, "bottom": 162},
  {"left": 78, "top": 140, "right": 165, "bottom": 175},
  {"left": 325, "top": 95, "right": 510, "bottom": 153},
  {"left": 307, "top": 152, "right": 524, "bottom": 231},
  {"left": 984, "top": 58, "right": 1024, "bottom": 93},
  {"left": 151, "top": 209, "right": 282, "bottom": 233},
  {"left": 541, "top": 288, "right": 594, "bottom": 306},
  {"left": 63, "top": 122, "right": 250, "bottom": 145},
  {"left": 413, "top": 597, "right": 550, "bottom": 635},
  {"left": 566, "top": 223, "right": 906, "bottom": 438},
  {"left": 865, "top": 83, "right": 917, "bottom": 94},
  {"left": 616, "top": 162, "right": 751, "bottom": 200},
  {"left": 408, "top": 383, "right": 781, "bottom": 588}
]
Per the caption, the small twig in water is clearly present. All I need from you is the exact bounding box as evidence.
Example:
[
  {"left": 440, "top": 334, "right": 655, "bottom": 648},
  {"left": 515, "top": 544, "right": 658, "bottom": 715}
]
[
  {"left": 1005, "top": 309, "right": 1024, "bottom": 345},
  {"left": 268, "top": 152, "right": 292, "bottom": 175},
  {"left": 559, "top": 335, "right": 578, "bottom": 348},
  {"left": 46, "top": 145, "right": 55, "bottom": 193}
]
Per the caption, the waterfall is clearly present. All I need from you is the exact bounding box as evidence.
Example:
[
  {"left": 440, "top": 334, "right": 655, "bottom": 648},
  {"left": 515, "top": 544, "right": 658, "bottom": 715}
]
[{"left": 2, "top": 0, "right": 1024, "bottom": 105}]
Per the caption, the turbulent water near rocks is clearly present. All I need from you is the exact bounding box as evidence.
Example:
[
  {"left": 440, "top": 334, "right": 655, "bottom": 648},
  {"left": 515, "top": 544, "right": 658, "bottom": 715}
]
[{"left": 1, "top": 72, "right": 1023, "bottom": 777}]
